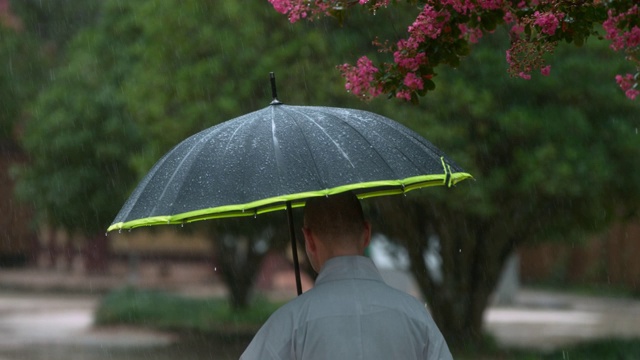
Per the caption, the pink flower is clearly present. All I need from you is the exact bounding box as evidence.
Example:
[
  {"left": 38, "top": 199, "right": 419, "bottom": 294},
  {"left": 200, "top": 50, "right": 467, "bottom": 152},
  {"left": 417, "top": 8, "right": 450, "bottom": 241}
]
[
  {"left": 604, "top": 5, "right": 639, "bottom": 51},
  {"left": 503, "top": 11, "right": 516, "bottom": 24},
  {"left": 403, "top": 72, "right": 424, "bottom": 90},
  {"left": 616, "top": 73, "right": 635, "bottom": 90},
  {"left": 625, "top": 88, "right": 639, "bottom": 100},
  {"left": 458, "top": 23, "right": 483, "bottom": 43},
  {"left": 540, "top": 65, "right": 551, "bottom": 76},
  {"left": 505, "top": 49, "right": 514, "bottom": 66},
  {"left": 408, "top": 5, "right": 451, "bottom": 42},
  {"left": 510, "top": 23, "right": 525, "bottom": 36},
  {"left": 339, "top": 56, "right": 383, "bottom": 99},
  {"left": 518, "top": 71, "right": 531, "bottom": 80},
  {"left": 616, "top": 73, "right": 638, "bottom": 99},
  {"left": 533, "top": 11, "right": 563, "bottom": 36},
  {"left": 396, "top": 89, "right": 412, "bottom": 101}
]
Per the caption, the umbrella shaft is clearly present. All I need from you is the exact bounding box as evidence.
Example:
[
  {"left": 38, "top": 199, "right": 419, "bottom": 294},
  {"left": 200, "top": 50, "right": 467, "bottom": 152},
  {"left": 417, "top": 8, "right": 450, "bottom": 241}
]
[{"left": 287, "top": 201, "right": 303, "bottom": 296}]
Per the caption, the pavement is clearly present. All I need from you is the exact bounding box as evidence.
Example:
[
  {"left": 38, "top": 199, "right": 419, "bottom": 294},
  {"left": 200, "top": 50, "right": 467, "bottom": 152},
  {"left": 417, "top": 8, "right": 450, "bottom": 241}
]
[{"left": 1, "top": 260, "right": 640, "bottom": 355}]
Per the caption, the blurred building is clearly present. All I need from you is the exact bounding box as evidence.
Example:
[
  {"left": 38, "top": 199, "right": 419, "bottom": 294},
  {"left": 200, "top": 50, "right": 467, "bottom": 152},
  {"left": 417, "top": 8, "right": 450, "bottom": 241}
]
[
  {"left": 519, "top": 221, "right": 640, "bottom": 291},
  {"left": 0, "top": 140, "right": 36, "bottom": 267}
]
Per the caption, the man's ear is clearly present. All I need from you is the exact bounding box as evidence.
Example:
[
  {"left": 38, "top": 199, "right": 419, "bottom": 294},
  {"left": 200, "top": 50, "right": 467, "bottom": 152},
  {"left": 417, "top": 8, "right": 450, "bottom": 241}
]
[
  {"left": 362, "top": 221, "right": 372, "bottom": 249},
  {"left": 303, "top": 227, "right": 316, "bottom": 253}
]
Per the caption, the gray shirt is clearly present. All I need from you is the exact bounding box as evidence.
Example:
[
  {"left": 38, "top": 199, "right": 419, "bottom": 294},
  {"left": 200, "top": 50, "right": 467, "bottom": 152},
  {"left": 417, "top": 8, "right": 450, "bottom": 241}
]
[{"left": 240, "top": 256, "right": 453, "bottom": 359}]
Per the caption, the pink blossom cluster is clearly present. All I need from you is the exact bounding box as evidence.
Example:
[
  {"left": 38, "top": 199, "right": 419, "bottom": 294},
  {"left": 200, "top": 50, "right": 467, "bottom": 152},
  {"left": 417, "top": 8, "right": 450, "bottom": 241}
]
[
  {"left": 0, "top": 0, "right": 22, "bottom": 31},
  {"left": 408, "top": 5, "right": 451, "bottom": 42},
  {"left": 395, "top": 72, "right": 426, "bottom": 100},
  {"left": 359, "top": 0, "right": 390, "bottom": 10},
  {"left": 394, "top": 40, "right": 428, "bottom": 71},
  {"left": 437, "top": 0, "right": 504, "bottom": 14},
  {"left": 603, "top": 5, "right": 639, "bottom": 51},
  {"left": 502, "top": 4, "right": 567, "bottom": 81},
  {"left": 533, "top": 10, "right": 564, "bottom": 36},
  {"left": 458, "top": 23, "right": 484, "bottom": 43},
  {"left": 268, "top": 0, "right": 331, "bottom": 23},
  {"left": 616, "top": 74, "right": 639, "bottom": 100},
  {"left": 338, "top": 56, "right": 383, "bottom": 100},
  {"left": 268, "top": 0, "right": 640, "bottom": 102},
  {"left": 603, "top": 5, "right": 639, "bottom": 100}
]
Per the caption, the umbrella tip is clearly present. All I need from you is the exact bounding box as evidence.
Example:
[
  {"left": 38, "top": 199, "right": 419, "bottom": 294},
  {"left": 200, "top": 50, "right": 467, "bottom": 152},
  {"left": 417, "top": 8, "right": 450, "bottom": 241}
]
[{"left": 270, "top": 72, "right": 282, "bottom": 105}]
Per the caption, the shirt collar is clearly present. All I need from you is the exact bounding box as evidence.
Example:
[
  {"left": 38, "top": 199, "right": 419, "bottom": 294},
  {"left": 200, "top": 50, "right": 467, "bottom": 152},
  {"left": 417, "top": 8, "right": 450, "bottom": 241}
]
[{"left": 315, "top": 255, "right": 383, "bottom": 285}]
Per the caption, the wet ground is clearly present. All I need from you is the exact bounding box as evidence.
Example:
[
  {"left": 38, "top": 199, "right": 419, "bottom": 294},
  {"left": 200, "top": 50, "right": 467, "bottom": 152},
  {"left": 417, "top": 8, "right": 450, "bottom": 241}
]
[
  {"left": 0, "top": 291, "right": 249, "bottom": 360},
  {"left": 1, "top": 265, "right": 640, "bottom": 359}
]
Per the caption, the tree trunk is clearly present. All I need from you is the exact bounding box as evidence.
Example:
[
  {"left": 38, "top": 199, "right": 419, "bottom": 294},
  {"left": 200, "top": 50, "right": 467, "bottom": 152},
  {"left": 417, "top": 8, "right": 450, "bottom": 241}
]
[
  {"left": 205, "top": 217, "right": 288, "bottom": 311},
  {"left": 370, "top": 197, "right": 516, "bottom": 349},
  {"left": 215, "top": 233, "right": 265, "bottom": 310}
]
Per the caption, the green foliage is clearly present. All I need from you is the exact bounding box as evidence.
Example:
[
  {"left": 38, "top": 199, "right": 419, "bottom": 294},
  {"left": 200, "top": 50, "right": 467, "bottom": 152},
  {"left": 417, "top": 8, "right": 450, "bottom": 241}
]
[
  {"left": 95, "top": 287, "right": 282, "bottom": 333},
  {"left": 14, "top": 1, "right": 144, "bottom": 234},
  {"left": 0, "top": 26, "right": 45, "bottom": 140},
  {"left": 403, "top": 28, "right": 640, "bottom": 244},
  {"left": 117, "top": 0, "right": 349, "bottom": 173},
  {"left": 9, "top": 0, "right": 101, "bottom": 50}
]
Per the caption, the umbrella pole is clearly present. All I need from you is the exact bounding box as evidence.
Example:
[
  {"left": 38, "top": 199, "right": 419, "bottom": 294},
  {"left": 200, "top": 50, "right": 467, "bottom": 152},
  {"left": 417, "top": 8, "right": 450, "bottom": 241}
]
[{"left": 286, "top": 201, "right": 303, "bottom": 296}]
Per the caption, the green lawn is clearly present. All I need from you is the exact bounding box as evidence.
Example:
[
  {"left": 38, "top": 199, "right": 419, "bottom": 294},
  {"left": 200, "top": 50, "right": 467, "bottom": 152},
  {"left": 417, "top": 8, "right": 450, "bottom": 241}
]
[
  {"left": 454, "top": 338, "right": 640, "bottom": 359},
  {"left": 94, "top": 287, "right": 283, "bottom": 335},
  {"left": 95, "top": 287, "right": 640, "bottom": 359}
]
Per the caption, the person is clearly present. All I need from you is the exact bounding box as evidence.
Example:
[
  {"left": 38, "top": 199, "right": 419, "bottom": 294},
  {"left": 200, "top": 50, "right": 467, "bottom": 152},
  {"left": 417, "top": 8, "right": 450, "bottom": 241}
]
[{"left": 240, "top": 192, "right": 453, "bottom": 359}]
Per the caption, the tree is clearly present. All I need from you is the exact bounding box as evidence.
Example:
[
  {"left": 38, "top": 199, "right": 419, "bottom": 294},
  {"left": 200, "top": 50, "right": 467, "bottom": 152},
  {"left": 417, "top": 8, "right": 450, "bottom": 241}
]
[
  {"left": 14, "top": 1, "right": 144, "bottom": 235},
  {"left": 368, "top": 30, "right": 640, "bottom": 347},
  {"left": 0, "top": 17, "right": 45, "bottom": 142},
  {"left": 268, "top": 0, "right": 640, "bottom": 102},
  {"left": 13, "top": 0, "right": 382, "bottom": 307}
]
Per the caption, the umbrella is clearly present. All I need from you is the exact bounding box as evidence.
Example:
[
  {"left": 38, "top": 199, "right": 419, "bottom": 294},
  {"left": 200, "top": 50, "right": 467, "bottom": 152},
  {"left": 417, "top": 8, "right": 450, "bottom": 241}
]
[{"left": 108, "top": 73, "right": 472, "bottom": 295}]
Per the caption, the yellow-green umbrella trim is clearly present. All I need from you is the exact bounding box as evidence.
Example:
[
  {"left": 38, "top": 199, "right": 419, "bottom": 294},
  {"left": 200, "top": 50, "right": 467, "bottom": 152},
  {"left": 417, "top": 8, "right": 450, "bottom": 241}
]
[{"left": 107, "top": 171, "right": 472, "bottom": 232}]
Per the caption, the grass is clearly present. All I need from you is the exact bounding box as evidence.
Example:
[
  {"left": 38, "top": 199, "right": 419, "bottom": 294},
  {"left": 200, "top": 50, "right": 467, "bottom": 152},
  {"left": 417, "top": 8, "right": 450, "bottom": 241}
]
[
  {"left": 454, "top": 338, "right": 640, "bottom": 359},
  {"left": 94, "top": 287, "right": 283, "bottom": 335},
  {"left": 95, "top": 288, "right": 640, "bottom": 359}
]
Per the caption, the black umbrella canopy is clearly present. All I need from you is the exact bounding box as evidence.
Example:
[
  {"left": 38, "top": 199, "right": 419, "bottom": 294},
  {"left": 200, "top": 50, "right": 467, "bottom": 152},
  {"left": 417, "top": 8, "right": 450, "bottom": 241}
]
[{"left": 108, "top": 103, "right": 471, "bottom": 232}]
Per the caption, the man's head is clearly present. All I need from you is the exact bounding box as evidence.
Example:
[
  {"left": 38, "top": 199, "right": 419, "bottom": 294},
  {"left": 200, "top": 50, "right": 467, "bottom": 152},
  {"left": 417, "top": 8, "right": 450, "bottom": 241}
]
[{"left": 302, "top": 192, "right": 371, "bottom": 272}]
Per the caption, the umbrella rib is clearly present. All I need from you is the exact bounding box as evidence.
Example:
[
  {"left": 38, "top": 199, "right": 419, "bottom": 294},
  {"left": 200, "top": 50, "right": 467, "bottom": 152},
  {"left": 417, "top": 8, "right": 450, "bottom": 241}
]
[
  {"left": 270, "top": 106, "right": 287, "bottom": 194},
  {"left": 158, "top": 119, "right": 250, "bottom": 215},
  {"left": 319, "top": 109, "right": 399, "bottom": 177},
  {"left": 149, "top": 139, "right": 202, "bottom": 215},
  {"left": 369, "top": 114, "right": 447, "bottom": 173},
  {"left": 288, "top": 107, "right": 355, "bottom": 168},
  {"left": 281, "top": 107, "right": 328, "bottom": 189},
  {"left": 372, "top": 117, "right": 440, "bottom": 169},
  {"left": 220, "top": 117, "right": 254, "bottom": 205}
]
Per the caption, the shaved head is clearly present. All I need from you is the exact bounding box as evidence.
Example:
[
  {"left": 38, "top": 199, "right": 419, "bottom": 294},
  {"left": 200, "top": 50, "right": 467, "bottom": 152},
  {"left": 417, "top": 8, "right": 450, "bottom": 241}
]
[{"left": 303, "top": 192, "right": 366, "bottom": 247}]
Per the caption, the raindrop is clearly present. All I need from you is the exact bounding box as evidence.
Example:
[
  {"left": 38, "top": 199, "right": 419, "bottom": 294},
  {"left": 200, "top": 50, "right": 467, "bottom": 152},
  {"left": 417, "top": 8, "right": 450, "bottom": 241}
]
[
  {"left": 458, "top": 248, "right": 462, "bottom": 253},
  {"left": 104, "top": 233, "right": 108, "bottom": 237},
  {"left": 118, "top": 229, "right": 122, "bottom": 234},
  {"left": 214, "top": 267, "right": 217, "bottom": 272}
]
